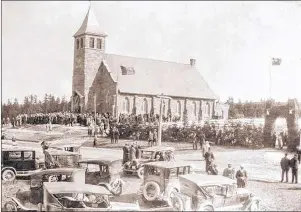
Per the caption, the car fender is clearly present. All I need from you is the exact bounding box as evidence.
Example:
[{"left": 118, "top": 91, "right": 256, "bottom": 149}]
[
  {"left": 241, "top": 196, "right": 261, "bottom": 211},
  {"left": 2, "top": 167, "right": 17, "bottom": 175},
  {"left": 5, "top": 196, "right": 36, "bottom": 211}
]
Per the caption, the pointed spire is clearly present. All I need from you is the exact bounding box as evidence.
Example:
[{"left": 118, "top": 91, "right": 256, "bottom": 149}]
[{"left": 74, "top": 2, "right": 107, "bottom": 37}]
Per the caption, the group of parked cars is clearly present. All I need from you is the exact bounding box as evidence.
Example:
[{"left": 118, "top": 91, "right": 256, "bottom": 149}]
[{"left": 2, "top": 140, "right": 261, "bottom": 211}]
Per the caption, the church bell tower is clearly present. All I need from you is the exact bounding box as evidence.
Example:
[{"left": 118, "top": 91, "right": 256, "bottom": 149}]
[{"left": 71, "top": 2, "right": 107, "bottom": 113}]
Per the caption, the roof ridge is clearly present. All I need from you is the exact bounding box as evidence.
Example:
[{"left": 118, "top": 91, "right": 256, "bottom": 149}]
[{"left": 105, "top": 53, "right": 193, "bottom": 67}]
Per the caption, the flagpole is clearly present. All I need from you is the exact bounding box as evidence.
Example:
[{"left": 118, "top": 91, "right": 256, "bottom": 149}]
[{"left": 269, "top": 57, "right": 272, "bottom": 100}]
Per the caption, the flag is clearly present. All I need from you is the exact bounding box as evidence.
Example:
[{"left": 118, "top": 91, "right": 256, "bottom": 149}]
[
  {"left": 120, "top": 66, "right": 135, "bottom": 75},
  {"left": 272, "top": 57, "right": 282, "bottom": 66}
]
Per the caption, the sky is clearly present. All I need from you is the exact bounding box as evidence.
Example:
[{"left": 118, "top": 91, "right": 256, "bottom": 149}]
[{"left": 2, "top": 1, "right": 301, "bottom": 103}]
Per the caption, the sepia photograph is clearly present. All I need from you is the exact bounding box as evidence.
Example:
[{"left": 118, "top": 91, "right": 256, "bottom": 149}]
[{"left": 1, "top": 1, "right": 301, "bottom": 211}]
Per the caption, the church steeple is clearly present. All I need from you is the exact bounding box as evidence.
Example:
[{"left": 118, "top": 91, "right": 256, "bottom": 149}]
[{"left": 74, "top": 3, "right": 107, "bottom": 37}]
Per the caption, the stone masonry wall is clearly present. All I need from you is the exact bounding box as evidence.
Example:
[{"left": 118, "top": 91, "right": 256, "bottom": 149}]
[{"left": 117, "top": 93, "right": 214, "bottom": 121}]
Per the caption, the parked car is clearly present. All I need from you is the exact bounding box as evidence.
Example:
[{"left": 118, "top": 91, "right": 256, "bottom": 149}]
[
  {"left": 4, "top": 182, "right": 140, "bottom": 211},
  {"left": 78, "top": 159, "right": 125, "bottom": 196},
  {"left": 1, "top": 148, "right": 44, "bottom": 182},
  {"left": 11, "top": 168, "right": 86, "bottom": 208},
  {"left": 44, "top": 149, "right": 82, "bottom": 169},
  {"left": 123, "top": 146, "right": 175, "bottom": 179},
  {"left": 171, "top": 173, "right": 261, "bottom": 211},
  {"left": 138, "top": 161, "right": 192, "bottom": 205}
]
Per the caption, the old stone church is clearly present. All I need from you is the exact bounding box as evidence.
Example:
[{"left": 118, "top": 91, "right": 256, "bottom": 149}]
[{"left": 71, "top": 5, "right": 225, "bottom": 121}]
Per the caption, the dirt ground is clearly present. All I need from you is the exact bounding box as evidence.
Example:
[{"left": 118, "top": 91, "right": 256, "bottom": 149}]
[{"left": 2, "top": 124, "right": 301, "bottom": 211}]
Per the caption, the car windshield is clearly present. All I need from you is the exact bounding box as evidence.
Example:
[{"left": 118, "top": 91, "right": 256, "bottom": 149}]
[{"left": 202, "top": 185, "right": 228, "bottom": 197}]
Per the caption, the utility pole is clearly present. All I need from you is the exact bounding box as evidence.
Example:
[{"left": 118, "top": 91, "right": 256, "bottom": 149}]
[
  {"left": 94, "top": 94, "right": 97, "bottom": 126},
  {"left": 156, "top": 94, "right": 172, "bottom": 146}
]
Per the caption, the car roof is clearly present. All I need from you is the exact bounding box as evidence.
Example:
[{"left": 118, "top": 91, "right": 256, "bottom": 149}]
[
  {"left": 142, "top": 146, "right": 175, "bottom": 152},
  {"left": 145, "top": 161, "right": 192, "bottom": 169},
  {"left": 2, "top": 148, "right": 36, "bottom": 152},
  {"left": 45, "top": 149, "right": 81, "bottom": 156},
  {"left": 48, "top": 140, "right": 85, "bottom": 148},
  {"left": 30, "top": 168, "right": 84, "bottom": 177},
  {"left": 44, "top": 182, "right": 111, "bottom": 195},
  {"left": 78, "top": 159, "right": 122, "bottom": 165},
  {"left": 179, "top": 173, "right": 236, "bottom": 186}
]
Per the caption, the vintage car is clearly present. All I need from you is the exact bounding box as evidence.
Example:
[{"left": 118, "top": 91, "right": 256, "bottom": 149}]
[
  {"left": 6, "top": 168, "right": 86, "bottom": 210},
  {"left": 171, "top": 173, "right": 261, "bottom": 211},
  {"left": 1, "top": 148, "right": 44, "bottom": 182},
  {"left": 78, "top": 159, "right": 125, "bottom": 196},
  {"left": 4, "top": 182, "right": 140, "bottom": 211},
  {"left": 44, "top": 149, "right": 82, "bottom": 169},
  {"left": 123, "top": 146, "right": 175, "bottom": 179},
  {"left": 138, "top": 161, "right": 192, "bottom": 205}
]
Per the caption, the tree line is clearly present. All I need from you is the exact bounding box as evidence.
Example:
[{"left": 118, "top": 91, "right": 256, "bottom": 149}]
[
  {"left": 2, "top": 94, "right": 71, "bottom": 119},
  {"left": 226, "top": 97, "right": 301, "bottom": 119}
]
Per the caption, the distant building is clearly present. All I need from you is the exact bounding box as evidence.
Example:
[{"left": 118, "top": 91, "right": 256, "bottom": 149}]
[
  {"left": 71, "top": 5, "right": 224, "bottom": 121},
  {"left": 214, "top": 103, "right": 230, "bottom": 120}
]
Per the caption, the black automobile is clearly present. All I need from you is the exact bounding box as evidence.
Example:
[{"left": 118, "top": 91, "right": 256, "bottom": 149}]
[{"left": 1, "top": 148, "right": 44, "bottom": 182}]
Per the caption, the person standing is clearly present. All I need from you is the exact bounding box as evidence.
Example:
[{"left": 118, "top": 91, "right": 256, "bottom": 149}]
[
  {"left": 272, "top": 132, "right": 277, "bottom": 148},
  {"left": 122, "top": 143, "right": 130, "bottom": 165},
  {"left": 153, "top": 129, "right": 158, "bottom": 146},
  {"left": 148, "top": 129, "right": 154, "bottom": 147},
  {"left": 223, "top": 164, "right": 235, "bottom": 179},
  {"left": 199, "top": 131, "right": 206, "bottom": 150},
  {"left": 93, "top": 134, "right": 97, "bottom": 148},
  {"left": 280, "top": 153, "right": 290, "bottom": 183},
  {"left": 202, "top": 141, "right": 210, "bottom": 158},
  {"left": 235, "top": 165, "right": 248, "bottom": 188},
  {"left": 291, "top": 154, "right": 299, "bottom": 184},
  {"left": 204, "top": 147, "right": 215, "bottom": 173},
  {"left": 129, "top": 144, "right": 136, "bottom": 163},
  {"left": 113, "top": 126, "right": 120, "bottom": 144}
]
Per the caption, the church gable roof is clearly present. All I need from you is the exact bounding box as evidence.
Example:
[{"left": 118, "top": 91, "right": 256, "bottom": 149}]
[
  {"left": 74, "top": 5, "right": 107, "bottom": 37},
  {"left": 103, "top": 54, "right": 217, "bottom": 100}
]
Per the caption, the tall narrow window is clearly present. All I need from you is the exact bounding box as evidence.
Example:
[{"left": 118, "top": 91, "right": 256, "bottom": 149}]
[
  {"left": 76, "top": 39, "right": 79, "bottom": 49},
  {"left": 89, "top": 37, "right": 95, "bottom": 48},
  {"left": 176, "top": 101, "right": 181, "bottom": 116},
  {"left": 206, "top": 103, "right": 210, "bottom": 116},
  {"left": 142, "top": 99, "right": 148, "bottom": 114},
  {"left": 193, "top": 102, "right": 197, "bottom": 116},
  {"left": 80, "top": 38, "right": 84, "bottom": 48},
  {"left": 123, "top": 98, "right": 130, "bottom": 114},
  {"left": 97, "top": 39, "right": 102, "bottom": 49}
]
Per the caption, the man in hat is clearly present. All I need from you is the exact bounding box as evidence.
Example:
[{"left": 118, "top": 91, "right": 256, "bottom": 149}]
[
  {"left": 122, "top": 143, "right": 130, "bottom": 165},
  {"left": 223, "top": 164, "right": 235, "bottom": 179},
  {"left": 204, "top": 147, "right": 215, "bottom": 173},
  {"left": 291, "top": 154, "right": 299, "bottom": 184},
  {"left": 235, "top": 165, "right": 248, "bottom": 188},
  {"left": 280, "top": 152, "right": 290, "bottom": 183}
]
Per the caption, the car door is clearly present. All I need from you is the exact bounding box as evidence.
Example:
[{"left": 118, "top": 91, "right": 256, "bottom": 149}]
[
  {"left": 223, "top": 184, "right": 243, "bottom": 209},
  {"left": 21, "top": 151, "right": 36, "bottom": 171},
  {"left": 5, "top": 151, "right": 23, "bottom": 171},
  {"left": 85, "top": 164, "right": 102, "bottom": 185}
]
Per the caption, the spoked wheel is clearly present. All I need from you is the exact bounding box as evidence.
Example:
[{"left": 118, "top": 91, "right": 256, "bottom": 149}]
[
  {"left": 110, "top": 179, "right": 123, "bottom": 196},
  {"left": 202, "top": 205, "right": 214, "bottom": 211},
  {"left": 137, "top": 167, "right": 144, "bottom": 179},
  {"left": 48, "top": 175, "right": 58, "bottom": 182},
  {"left": 171, "top": 195, "right": 183, "bottom": 211},
  {"left": 4, "top": 201, "right": 18, "bottom": 211},
  {"left": 2, "top": 170, "right": 16, "bottom": 182}
]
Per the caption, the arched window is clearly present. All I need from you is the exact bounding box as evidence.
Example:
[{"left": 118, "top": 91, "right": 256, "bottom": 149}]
[
  {"left": 142, "top": 99, "right": 148, "bottom": 114},
  {"left": 80, "top": 38, "right": 84, "bottom": 48},
  {"left": 176, "top": 101, "right": 181, "bottom": 115},
  {"left": 193, "top": 102, "right": 197, "bottom": 116},
  {"left": 123, "top": 97, "right": 130, "bottom": 114},
  {"left": 76, "top": 39, "right": 79, "bottom": 49},
  {"left": 206, "top": 103, "right": 210, "bottom": 116}
]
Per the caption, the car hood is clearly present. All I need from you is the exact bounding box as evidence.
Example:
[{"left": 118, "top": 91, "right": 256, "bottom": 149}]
[{"left": 110, "top": 201, "right": 140, "bottom": 211}]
